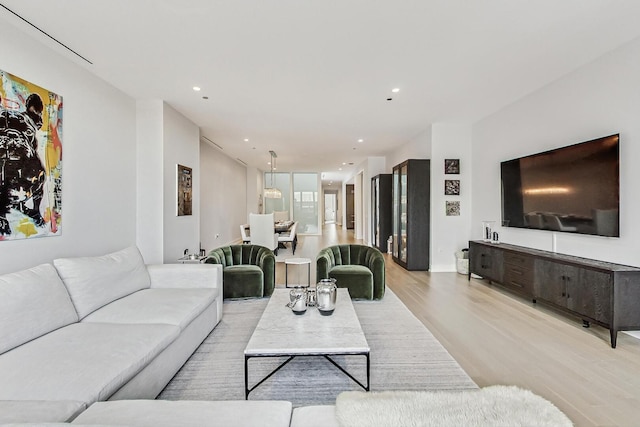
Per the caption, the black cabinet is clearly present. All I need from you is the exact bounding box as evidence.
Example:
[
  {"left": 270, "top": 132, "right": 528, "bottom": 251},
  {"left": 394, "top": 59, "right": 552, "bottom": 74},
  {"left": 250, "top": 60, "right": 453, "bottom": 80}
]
[
  {"left": 469, "top": 240, "right": 640, "bottom": 348},
  {"left": 371, "top": 174, "right": 392, "bottom": 253},
  {"left": 392, "top": 159, "right": 430, "bottom": 270}
]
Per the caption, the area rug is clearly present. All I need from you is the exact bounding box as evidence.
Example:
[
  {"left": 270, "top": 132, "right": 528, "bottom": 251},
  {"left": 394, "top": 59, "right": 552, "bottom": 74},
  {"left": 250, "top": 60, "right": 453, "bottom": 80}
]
[
  {"left": 335, "top": 386, "right": 573, "bottom": 427},
  {"left": 158, "top": 289, "right": 478, "bottom": 406}
]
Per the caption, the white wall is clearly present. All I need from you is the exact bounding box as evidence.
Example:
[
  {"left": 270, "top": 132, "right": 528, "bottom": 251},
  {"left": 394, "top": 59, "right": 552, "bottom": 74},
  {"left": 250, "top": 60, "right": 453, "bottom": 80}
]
[
  {"left": 472, "top": 36, "right": 640, "bottom": 266},
  {"left": 162, "top": 104, "right": 200, "bottom": 262},
  {"left": 430, "top": 124, "right": 472, "bottom": 271},
  {"left": 0, "top": 20, "right": 137, "bottom": 274},
  {"left": 136, "top": 100, "right": 164, "bottom": 263},
  {"left": 385, "top": 127, "right": 432, "bottom": 171},
  {"left": 200, "top": 141, "right": 247, "bottom": 251}
]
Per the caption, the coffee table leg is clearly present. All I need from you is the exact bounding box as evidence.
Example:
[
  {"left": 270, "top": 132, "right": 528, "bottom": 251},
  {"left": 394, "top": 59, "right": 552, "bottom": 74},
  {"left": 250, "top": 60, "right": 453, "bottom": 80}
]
[
  {"left": 366, "top": 352, "right": 370, "bottom": 391},
  {"left": 244, "top": 355, "right": 249, "bottom": 400}
]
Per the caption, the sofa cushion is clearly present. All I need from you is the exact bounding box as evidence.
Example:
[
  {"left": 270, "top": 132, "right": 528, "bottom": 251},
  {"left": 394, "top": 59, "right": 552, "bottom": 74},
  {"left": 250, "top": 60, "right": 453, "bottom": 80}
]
[
  {"left": 223, "top": 265, "right": 264, "bottom": 299},
  {"left": 82, "top": 288, "right": 219, "bottom": 330},
  {"left": 0, "top": 263, "right": 78, "bottom": 355},
  {"left": 73, "top": 400, "right": 293, "bottom": 427},
  {"left": 0, "top": 322, "right": 179, "bottom": 404},
  {"left": 329, "top": 265, "right": 373, "bottom": 300},
  {"left": 53, "top": 246, "right": 151, "bottom": 319},
  {"left": 0, "top": 400, "right": 86, "bottom": 424}
]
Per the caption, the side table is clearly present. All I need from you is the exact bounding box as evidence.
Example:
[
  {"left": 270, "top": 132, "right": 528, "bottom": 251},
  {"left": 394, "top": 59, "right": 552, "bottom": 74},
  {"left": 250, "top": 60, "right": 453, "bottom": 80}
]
[
  {"left": 178, "top": 255, "right": 206, "bottom": 264},
  {"left": 285, "top": 257, "right": 311, "bottom": 288}
]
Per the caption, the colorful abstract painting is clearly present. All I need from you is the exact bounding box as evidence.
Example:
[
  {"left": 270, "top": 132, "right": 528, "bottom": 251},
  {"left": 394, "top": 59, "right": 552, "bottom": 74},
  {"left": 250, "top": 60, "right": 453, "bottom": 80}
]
[{"left": 0, "top": 70, "right": 63, "bottom": 240}]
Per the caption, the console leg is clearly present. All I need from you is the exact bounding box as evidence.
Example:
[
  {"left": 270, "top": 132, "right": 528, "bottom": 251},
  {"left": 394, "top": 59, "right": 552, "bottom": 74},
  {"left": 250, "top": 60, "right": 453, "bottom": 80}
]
[
  {"left": 582, "top": 320, "right": 590, "bottom": 328},
  {"left": 610, "top": 329, "right": 617, "bottom": 349}
]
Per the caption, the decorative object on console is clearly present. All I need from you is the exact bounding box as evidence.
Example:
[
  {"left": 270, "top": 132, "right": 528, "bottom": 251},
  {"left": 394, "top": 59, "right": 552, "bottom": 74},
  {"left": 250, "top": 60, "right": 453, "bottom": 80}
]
[
  {"left": 446, "top": 201, "right": 460, "bottom": 216},
  {"left": 444, "top": 158, "right": 460, "bottom": 174},
  {"left": 177, "top": 164, "right": 192, "bottom": 216},
  {"left": 481, "top": 220, "right": 495, "bottom": 242},
  {"left": 264, "top": 150, "right": 282, "bottom": 199},
  {"left": 0, "top": 69, "right": 63, "bottom": 240},
  {"left": 444, "top": 179, "right": 460, "bottom": 195}
]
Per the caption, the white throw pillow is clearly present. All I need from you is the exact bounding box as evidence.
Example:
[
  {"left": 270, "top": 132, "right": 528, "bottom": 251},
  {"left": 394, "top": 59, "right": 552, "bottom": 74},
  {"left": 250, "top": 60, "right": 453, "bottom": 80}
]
[
  {"left": 53, "top": 246, "right": 151, "bottom": 319},
  {"left": 0, "top": 263, "right": 78, "bottom": 354}
]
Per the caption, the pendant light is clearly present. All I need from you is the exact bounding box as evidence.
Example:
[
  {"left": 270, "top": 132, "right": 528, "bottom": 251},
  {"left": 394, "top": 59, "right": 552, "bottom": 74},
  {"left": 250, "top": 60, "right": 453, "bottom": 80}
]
[{"left": 264, "top": 150, "right": 282, "bottom": 198}]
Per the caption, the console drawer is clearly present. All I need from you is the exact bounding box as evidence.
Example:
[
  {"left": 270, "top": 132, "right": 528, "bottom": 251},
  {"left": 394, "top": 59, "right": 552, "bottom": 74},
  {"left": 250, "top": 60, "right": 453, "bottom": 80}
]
[{"left": 504, "top": 252, "right": 534, "bottom": 269}]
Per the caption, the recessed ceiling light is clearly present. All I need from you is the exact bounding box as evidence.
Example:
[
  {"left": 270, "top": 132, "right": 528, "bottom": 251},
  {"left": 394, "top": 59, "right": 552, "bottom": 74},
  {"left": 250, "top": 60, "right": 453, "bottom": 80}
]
[
  {"left": 193, "top": 86, "right": 201, "bottom": 91},
  {"left": 244, "top": 138, "right": 249, "bottom": 142},
  {"left": 338, "top": 168, "right": 342, "bottom": 171},
  {"left": 342, "top": 162, "right": 346, "bottom": 165},
  {"left": 391, "top": 88, "right": 400, "bottom": 93},
  {"left": 357, "top": 139, "right": 364, "bottom": 143}
]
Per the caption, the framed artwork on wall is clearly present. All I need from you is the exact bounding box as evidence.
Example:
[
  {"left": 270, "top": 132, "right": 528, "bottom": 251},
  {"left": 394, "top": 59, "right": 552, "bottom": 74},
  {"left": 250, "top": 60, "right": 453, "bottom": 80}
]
[
  {"left": 0, "top": 69, "right": 63, "bottom": 240},
  {"left": 177, "top": 164, "right": 193, "bottom": 216},
  {"left": 445, "top": 179, "right": 460, "bottom": 195},
  {"left": 446, "top": 201, "right": 460, "bottom": 216},
  {"left": 444, "top": 159, "right": 460, "bottom": 174}
]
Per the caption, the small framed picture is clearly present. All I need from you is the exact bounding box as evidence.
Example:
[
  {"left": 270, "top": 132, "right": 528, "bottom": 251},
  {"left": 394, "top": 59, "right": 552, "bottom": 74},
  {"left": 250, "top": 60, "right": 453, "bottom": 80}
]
[
  {"left": 445, "top": 179, "right": 460, "bottom": 195},
  {"left": 444, "top": 159, "right": 460, "bottom": 174},
  {"left": 446, "top": 201, "right": 460, "bottom": 216}
]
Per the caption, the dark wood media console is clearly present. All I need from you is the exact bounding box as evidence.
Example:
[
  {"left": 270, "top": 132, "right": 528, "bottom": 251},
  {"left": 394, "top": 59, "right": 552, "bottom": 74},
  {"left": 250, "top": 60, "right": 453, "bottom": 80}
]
[{"left": 468, "top": 240, "right": 640, "bottom": 348}]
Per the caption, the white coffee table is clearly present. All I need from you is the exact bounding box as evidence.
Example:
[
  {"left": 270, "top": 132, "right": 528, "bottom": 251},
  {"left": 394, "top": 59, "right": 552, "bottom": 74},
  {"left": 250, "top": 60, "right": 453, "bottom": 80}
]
[{"left": 244, "top": 288, "right": 370, "bottom": 399}]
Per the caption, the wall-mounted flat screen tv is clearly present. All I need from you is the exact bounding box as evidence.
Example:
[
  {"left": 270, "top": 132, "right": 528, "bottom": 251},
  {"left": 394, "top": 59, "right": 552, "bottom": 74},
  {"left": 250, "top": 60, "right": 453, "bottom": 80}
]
[{"left": 501, "top": 134, "right": 619, "bottom": 237}]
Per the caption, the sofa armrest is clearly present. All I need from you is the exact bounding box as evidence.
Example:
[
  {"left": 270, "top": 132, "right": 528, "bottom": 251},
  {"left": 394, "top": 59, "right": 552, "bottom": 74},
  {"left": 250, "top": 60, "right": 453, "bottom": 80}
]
[
  {"left": 257, "top": 249, "right": 276, "bottom": 297},
  {"left": 316, "top": 251, "right": 334, "bottom": 282},
  {"left": 368, "top": 254, "right": 386, "bottom": 300},
  {"left": 148, "top": 264, "right": 222, "bottom": 290}
]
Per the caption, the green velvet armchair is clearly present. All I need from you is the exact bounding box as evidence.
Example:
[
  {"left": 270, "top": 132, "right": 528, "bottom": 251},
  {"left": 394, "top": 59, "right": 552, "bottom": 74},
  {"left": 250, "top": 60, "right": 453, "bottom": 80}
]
[
  {"left": 204, "top": 245, "right": 275, "bottom": 299},
  {"left": 316, "top": 244, "right": 385, "bottom": 300}
]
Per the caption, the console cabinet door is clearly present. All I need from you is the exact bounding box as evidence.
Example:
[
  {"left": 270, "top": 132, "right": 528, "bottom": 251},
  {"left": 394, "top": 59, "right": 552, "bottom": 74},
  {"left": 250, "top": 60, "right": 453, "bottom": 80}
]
[
  {"left": 568, "top": 269, "right": 612, "bottom": 324},
  {"left": 534, "top": 260, "right": 578, "bottom": 308},
  {"left": 470, "top": 243, "right": 503, "bottom": 283}
]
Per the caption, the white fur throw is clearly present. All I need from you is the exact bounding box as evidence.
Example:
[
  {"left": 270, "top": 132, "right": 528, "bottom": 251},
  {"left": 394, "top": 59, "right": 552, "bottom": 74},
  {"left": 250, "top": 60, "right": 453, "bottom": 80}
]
[{"left": 335, "top": 386, "right": 572, "bottom": 427}]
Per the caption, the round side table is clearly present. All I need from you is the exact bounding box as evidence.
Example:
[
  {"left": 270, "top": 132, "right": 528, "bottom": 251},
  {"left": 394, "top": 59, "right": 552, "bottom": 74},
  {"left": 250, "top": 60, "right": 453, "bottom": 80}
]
[{"left": 285, "top": 257, "right": 311, "bottom": 288}]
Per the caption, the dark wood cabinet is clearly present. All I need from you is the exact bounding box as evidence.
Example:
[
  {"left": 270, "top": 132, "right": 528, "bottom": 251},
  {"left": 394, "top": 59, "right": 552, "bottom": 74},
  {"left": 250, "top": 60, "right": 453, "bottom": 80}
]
[
  {"left": 469, "top": 243, "right": 503, "bottom": 283},
  {"left": 371, "top": 174, "right": 392, "bottom": 253},
  {"left": 469, "top": 240, "right": 640, "bottom": 348},
  {"left": 392, "top": 159, "right": 430, "bottom": 270}
]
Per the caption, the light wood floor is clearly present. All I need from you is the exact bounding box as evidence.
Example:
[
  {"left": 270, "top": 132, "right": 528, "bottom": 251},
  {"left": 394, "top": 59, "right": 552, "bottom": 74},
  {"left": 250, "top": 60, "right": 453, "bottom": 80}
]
[{"left": 282, "top": 224, "right": 640, "bottom": 427}]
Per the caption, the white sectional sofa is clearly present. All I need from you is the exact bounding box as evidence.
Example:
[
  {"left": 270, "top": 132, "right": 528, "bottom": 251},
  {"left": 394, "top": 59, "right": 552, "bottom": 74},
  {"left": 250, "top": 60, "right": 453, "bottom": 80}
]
[{"left": 0, "top": 246, "right": 224, "bottom": 424}]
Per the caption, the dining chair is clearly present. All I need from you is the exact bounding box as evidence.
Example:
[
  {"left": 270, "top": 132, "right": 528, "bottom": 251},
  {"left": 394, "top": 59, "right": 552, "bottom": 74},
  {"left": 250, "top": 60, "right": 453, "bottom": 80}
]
[
  {"left": 249, "top": 213, "right": 279, "bottom": 253},
  {"left": 273, "top": 210, "right": 289, "bottom": 222}
]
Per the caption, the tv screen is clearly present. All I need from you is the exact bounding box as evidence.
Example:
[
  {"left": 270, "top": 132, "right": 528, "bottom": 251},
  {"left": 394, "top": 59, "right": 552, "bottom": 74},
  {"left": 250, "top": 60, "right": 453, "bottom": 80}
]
[{"left": 501, "top": 134, "right": 619, "bottom": 237}]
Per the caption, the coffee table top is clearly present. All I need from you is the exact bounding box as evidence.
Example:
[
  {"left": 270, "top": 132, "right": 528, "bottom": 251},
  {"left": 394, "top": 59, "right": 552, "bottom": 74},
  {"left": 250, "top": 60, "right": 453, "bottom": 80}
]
[{"left": 245, "top": 288, "right": 369, "bottom": 356}]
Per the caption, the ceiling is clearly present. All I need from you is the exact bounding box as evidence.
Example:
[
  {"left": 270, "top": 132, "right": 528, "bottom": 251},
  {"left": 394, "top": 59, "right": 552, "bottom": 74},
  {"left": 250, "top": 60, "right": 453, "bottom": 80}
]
[{"left": 2, "top": 1, "right": 640, "bottom": 184}]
